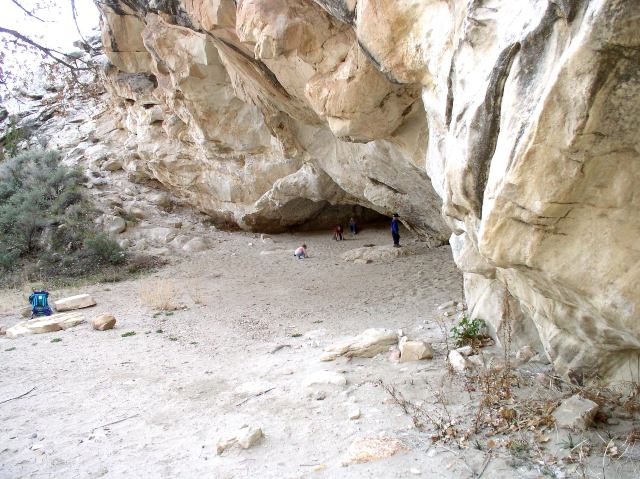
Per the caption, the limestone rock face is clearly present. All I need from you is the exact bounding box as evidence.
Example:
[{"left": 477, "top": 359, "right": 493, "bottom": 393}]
[{"left": 95, "top": 0, "right": 640, "bottom": 382}]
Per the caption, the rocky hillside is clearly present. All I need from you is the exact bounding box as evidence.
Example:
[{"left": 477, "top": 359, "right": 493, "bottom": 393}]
[{"left": 90, "top": 0, "right": 639, "bottom": 383}]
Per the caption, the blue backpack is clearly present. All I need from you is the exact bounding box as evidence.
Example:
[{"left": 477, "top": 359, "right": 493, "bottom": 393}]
[{"left": 29, "top": 290, "right": 52, "bottom": 318}]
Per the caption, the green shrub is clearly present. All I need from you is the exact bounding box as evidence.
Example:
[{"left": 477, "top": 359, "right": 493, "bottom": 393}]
[{"left": 450, "top": 316, "right": 487, "bottom": 347}]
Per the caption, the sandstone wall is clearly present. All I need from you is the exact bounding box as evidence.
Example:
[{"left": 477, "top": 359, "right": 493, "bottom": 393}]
[{"left": 96, "top": 0, "right": 640, "bottom": 382}]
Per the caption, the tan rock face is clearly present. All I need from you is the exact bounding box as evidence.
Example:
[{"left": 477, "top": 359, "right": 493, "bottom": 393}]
[{"left": 96, "top": 0, "right": 640, "bottom": 382}]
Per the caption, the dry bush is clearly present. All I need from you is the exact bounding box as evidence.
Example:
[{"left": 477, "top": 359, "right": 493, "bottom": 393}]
[{"left": 137, "top": 278, "right": 182, "bottom": 311}]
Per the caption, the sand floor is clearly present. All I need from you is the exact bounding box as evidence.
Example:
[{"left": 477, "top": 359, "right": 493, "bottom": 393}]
[{"left": 1, "top": 228, "right": 637, "bottom": 479}]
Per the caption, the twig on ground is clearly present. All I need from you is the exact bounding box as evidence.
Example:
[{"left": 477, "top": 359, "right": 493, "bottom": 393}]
[
  {"left": 0, "top": 386, "right": 37, "bottom": 405},
  {"left": 235, "top": 388, "right": 275, "bottom": 407},
  {"left": 477, "top": 452, "right": 492, "bottom": 479},
  {"left": 91, "top": 414, "right": 140, "bottom": 432}
]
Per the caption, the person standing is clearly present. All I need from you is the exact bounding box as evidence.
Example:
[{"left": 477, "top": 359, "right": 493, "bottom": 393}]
[
  {"left": 348, "top": 217, "right": 358, "bottom": 235},
  {"left": 391, "top": 213, "right": 400, "bottom": 247}
]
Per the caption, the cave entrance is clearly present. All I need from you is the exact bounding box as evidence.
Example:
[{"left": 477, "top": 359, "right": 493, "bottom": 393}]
[{"left": 288, "top": 200, "right": 389, "bottom": 233}]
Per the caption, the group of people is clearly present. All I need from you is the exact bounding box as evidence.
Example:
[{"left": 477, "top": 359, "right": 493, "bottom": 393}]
[{"left": 294, "top": 213, "right": 402, "bottom": 259}]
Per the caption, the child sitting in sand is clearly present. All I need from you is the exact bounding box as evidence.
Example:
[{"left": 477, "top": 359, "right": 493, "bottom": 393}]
[{"left": 294, "top": 244, "right": 308, "bottom": 259}]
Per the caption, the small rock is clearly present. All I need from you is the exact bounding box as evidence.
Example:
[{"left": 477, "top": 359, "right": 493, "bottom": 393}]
[
  {"left": 215, "top": 437, "right": 237, "bottom": 455},
  {"left": 237, "top": 426, "right": 263, "bottom": 449},
  {"left": 348, "top": 407, "right": 361, "bottom": 420},
  {"left": 92, "top": 314, "right": 116, "bottom": 331},
  {"left": 0, "top": 324, "right": 6, "bottom": 335},
  {"left": 54, "top": 294, "right": 96, "bottom": 312},
  {"left": 437, "top": 300, "right": 456, "bottom": 311},
  {"left": 343, "top": 437, "right": 408, "bottom": 465},
  {"left": 302, "top": 371, "right": 347, "bottom": 388},
  {"left": 553, "top": 395, "right": 599, "bottom": 431},
  {"left": 399, "top": 337, "right": 434, "bottom": 362},
  {"left": 148, "top": 191, "right": 171, "bottom": 209},
  {"left": 448, "top": 350, "right": 469, "bottom": 373},
  {"left": 388, "top": 347, "right": 401, "bottom": 362},
  {"left": 247, "top": 242, "right": 254, "bottom": 246},
  {"left": 455, "top": 345, "right": 474, "bottom": 357},
  {"left": 323, "top": 328, "right": 398, "bottom": 361},
  {"left": 182, "top": 237, "right": 208, "bottom": 253},
  {"left": 456, "top": 302, "right": 466, "bottom": 312},
  {"left": 315, "top": 391, "right": 327, "bottom": 401},
  {"left": 102, "top": 157, "right": 123, "bottom": 171},
  {"left": 354, "top": 259, "right": 372, "bottom": 265},
  {"left": 515, "top": 345, "right": 536, "bottom": 364},
  {"left": 103, "top": 216, "right": 126, "bottom": 234},
  {"left": 410, "top": 468, "right": 421, "bottom": 475}
]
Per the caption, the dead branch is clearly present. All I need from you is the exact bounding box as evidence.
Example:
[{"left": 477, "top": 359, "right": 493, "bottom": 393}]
[{"left": 0, "top": 386, "right": 37, "bottom": 405}]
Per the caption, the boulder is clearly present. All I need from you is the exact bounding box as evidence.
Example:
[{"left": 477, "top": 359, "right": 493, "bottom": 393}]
[
  {"left": 552, "top": 395, "right": 599, "bottom": 431},
  {"left": 322, "top": 328, "right": 398, "bottom": 361},
  {"left": 343, "top": 437, "right": 408, "bottom": 465},
  {"left": 54, "top": 294, "right": 96, "bottom": 312},
  {"left": 103, "top": 216, "right": 126, "bottom": 234},
  {"left": 302, "top": 370, "right": 347, "bottom": 388},
  {"left": 399, "top": 337, "right": 434, "bottom": 362},
  {"left": 92, "top": 314, "right": 117, "bottom": 331},
  {"left": 5, "top": 312, "right": 86, "bottom": 338}
]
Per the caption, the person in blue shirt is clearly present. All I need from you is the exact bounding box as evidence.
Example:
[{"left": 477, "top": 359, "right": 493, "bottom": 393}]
[{"left": 391, "top": 213, "right": 401, "bottom": 247}]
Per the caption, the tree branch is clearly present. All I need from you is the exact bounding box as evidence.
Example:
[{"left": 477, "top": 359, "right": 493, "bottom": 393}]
[
  {"left": 10, "top": 0, "right": 46, "bottom": 23},
  {"left": 0, "top": 26, "right": 90, "bottom": 71}
]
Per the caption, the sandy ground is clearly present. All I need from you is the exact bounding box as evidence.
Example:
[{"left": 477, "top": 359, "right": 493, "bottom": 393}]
[{"left": 1, "top": 228, "right": 638, "bottom": 479}]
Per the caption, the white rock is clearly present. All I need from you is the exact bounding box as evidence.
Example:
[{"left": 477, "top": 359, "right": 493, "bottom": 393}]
[
  {"left": 348, "top": 406, "right": 361, "bottom": 420},
  {"left": 448, "top": 350, "right": 469, "bottom": 373},
  {"left": 215, "top": 437, "right": 237, "bottom": 455},
  {"left": 302, "top": 370, "right": 347, "bottom": 388},
  {"left": 102, "top": 157, "right": 123, "bottom": 171},
  {"left": 237, "top": 426, "right": 263, "bottom": 449},
  {"left": 552, "top": 395, "right": 599, "bottom": 431},
  {"left": 54, "top": 294, "right": 96, "bottom": 312},
  {"left": 437, "top": 300, "right": 456, "bottom": 311},
  {"left": 5, "top": 312, "right": 86, "bottom": 338},
  {"left": 323, "top": 328, "right": 398, "bottom": 360},
  {"left": 343, "top": 437, "right": 407, "bottom": 465},
  {"left": 455, "top": 345, "right": 474, "bottom": 357},
  {"left": 182, "top": 237, "right": 208, "bottom": 252},
  {"left": 92, "top": 314, "right": 116, "bottom": 331},
  {"left": 103, "top": 216, "right": 126, "bottom": 234},
  {"left": 146, "top": 227, "right": 176, "bottom": 244}
]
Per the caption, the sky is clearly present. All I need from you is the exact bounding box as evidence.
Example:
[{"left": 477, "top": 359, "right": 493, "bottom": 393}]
[{"left": 2, "top": 0, "right": 100, "bottom": 51}]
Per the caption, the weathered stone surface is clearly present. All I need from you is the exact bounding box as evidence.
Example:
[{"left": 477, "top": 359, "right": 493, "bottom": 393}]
[
  {"left": 322, "top": 328, "right": 398, "bottom": 361},
  {"left": 399, "top": 337, "right": 434, "bottom": 362},
  {"left": 342, "top": 244, "right": 430, "bottom": 263},
  {"left": 94, "top": 0, "right": 640, "bottom": 382},
  {"left": 343, "top": 437, "right": 407, "bottom": 465},
  {"left": 92, "top": 314, "right": 117, "bottom": 331},
  {"left": 54, "top": 294, "right": 96, "bottom": 312},
  {"left": 448, "top": 350, "right": 469, "bottom": 374},
  {"left": 553, "top": 395, "right": 599, "bottom": 431},
  {"left": 5, "top": 312, "right": 86, "bottom": 338}
]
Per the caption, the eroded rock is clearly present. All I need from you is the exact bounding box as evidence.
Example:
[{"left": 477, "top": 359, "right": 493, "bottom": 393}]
[
  {"left": 92, "top": 314, "right": 116, "bottom": 331},
  {"left": 322, "top": 328, "right": 398, "bottom": 361},
  {"left": 54, "top": 294, "right": 96, "bottom": 312}
]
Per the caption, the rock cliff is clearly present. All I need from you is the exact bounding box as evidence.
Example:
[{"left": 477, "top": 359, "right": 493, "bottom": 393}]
[{"left": 95, "top": 0, "right": 640, "bottom": 382}]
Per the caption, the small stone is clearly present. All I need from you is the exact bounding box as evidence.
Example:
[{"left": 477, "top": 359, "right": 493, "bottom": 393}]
[
  {"left": 103, "top": 216, "right": 126, "bottom": 234},
  {"left": 316, "top": 391, "right": 327, "bottom": 401},
  {"left": 102, "top": 157, "right": 123, "bottom": 171},
  {"left": 553, "top": 395, "right": 599, "bottom": 431},
  {"left": 448, "top": 350, "right": 469, "bottom": 373},
  {"left": 399, "top": 337, "right": 434, "bottom": 362},
  {"left": 437, "top": 300, "right": 456, "bottom": 311},
  {"left": 302, "top": 371, "right": 347, "bottom": 388},
  {"left": 182, "top": 237, "right": 208, "bottom": 253},
  {"left": 215, "top": 437, "right": 236, "bottom": 455},
  {"left": 348, "top": 407, "right": 361, "bottom": 420},
  {"left": 237, "top": 426, "right": 263, "bottom": 449},
  {"left": 455, "top": 345, "right": 473, "bottom": 357},
  {"left": 0, "top": 324, "right": 6, "bottom": 335},
  {"left": 343, "top": 437, "right": 408, "bottom": 465},
  {"left": 92, "top": 314, "right": 116, "bottom": 331},
  {"left": 456, "top": 302, "right": 465, "bottom": 311},
  {"left": 354, "top": 259, "right": 372, "bottom": 264},
  {"left": 410, "top": 468, "right": 421, "bottom": 475},
  {"left": 515, "top": 345, "right": 536, "bottom": 364}
]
